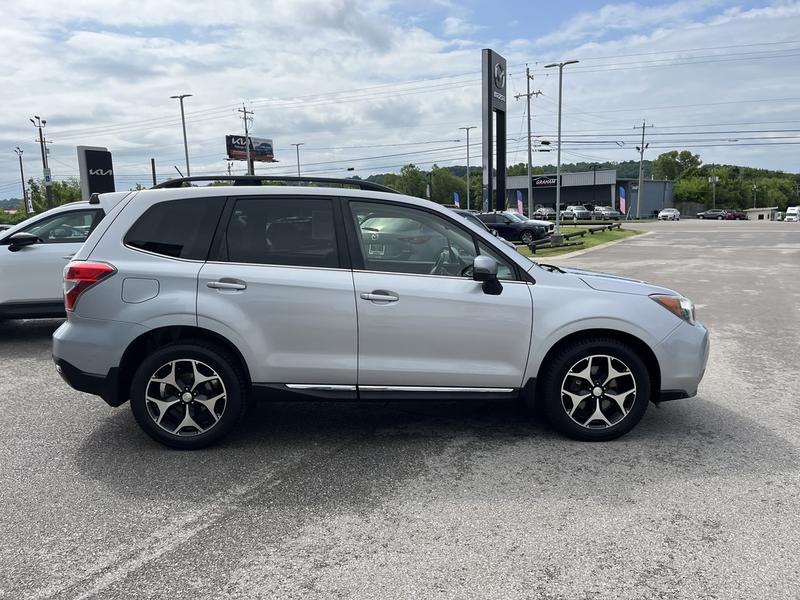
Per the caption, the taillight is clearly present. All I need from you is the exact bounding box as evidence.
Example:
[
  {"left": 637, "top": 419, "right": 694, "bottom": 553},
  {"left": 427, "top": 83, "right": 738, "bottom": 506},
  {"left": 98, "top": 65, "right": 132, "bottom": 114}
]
[{"left": 63, "top": 261, "right": 116, "bottom": 311}]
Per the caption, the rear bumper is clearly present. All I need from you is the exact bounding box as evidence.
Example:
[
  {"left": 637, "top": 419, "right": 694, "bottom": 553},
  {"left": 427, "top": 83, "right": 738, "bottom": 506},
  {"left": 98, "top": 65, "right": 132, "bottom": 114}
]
[{"left": 54, "top": 358, "right": 124, "bottom": 407}]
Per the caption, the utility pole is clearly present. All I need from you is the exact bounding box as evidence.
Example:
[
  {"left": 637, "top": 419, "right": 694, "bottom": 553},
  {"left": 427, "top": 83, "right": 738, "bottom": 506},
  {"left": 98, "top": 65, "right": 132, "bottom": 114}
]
[
  {"left": 238, "top": 103, "right": 254, "bottom": 175},
  {"left": 291, "top": 143, "right": 304, "bottom": 177},
  {"left": 150, "top": 158, "right": 157, "bottom": 186},
  {"left": 30, "top": 116, "right": 53, "bottom": 209},
  {"left": 170, "top": 94, "right": 192, "bottom": 177},
  {"left": 227, "top": 160, "right": 233, "bottom": 176},
  {"left": 515, "top": 65, "right": 542, "bottom": 217},
  {"left": 634, "top": 120, "right": 653, "bottom": 219},
  {"left": 709, "top": 171, "right": 719, "bottom": 209},
  {"left": 14, "top": 147, "right": 30, "bottom": 215},
  {"left": 752, "top": 184, "right": 758, "bottom": 208},
  {"left": 544, "top": 60, "right": 579, "bottom": 235},
  {"left": 592, "top": 163, "right": 598, "bottom": 207},
  {"left": 459, "top": 126, "right": 476, "bottom": 210}
]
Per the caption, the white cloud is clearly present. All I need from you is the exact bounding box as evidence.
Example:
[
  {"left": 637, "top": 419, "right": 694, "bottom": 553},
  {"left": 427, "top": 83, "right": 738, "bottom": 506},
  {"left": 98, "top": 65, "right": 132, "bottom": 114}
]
[{"left": 443, "top": 16, "right": 481, "bottom": 36}]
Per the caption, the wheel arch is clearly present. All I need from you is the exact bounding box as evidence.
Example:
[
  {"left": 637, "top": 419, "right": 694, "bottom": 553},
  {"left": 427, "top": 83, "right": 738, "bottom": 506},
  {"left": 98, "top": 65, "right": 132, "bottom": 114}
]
[
  {"left": 116, "top": 325, "right": 252, "bottom": 405},
  {"left": 534, "top": 328, "right": 661, "bottom": 404}
]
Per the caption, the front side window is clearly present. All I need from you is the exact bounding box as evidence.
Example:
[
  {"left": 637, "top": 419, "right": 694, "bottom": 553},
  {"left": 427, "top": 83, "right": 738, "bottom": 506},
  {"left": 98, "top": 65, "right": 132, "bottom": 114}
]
[
  {"left": 124, "top": 197, "right": 225, "bottom": 260},
  {"left": 219, "top": 197, "right": 339, "bottom": 268},
  {"left": 22, "top": 209, "right": 102, "bottom": 244}
]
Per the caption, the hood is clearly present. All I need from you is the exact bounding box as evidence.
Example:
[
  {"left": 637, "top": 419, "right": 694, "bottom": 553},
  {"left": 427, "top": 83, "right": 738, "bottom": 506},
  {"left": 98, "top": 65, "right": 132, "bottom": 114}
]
[
  {"left": 560, "top": 266, "right": 675, "bottom": 296},
  {"left": 525, "top": 219, "right": 553, "bottom": 228}
]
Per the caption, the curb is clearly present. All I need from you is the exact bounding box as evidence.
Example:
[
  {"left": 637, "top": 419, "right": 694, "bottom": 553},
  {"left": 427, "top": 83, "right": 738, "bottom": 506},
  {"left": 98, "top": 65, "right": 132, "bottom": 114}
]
[{"left": 531, "top": 230, "right": 654, "bottom": 261}]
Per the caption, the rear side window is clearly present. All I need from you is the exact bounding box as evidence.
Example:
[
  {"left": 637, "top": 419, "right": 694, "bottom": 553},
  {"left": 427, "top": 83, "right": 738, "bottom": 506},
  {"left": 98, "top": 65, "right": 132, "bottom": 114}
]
[
  {"left": 124, "top": 197, "right": 225, "bottom": 260},
  {"left": 218, "top": 197, "right": 339, "bottom": 268}
]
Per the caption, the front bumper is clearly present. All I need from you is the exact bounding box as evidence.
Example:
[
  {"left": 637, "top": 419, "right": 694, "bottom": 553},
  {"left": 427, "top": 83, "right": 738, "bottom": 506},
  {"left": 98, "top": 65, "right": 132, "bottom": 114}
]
[{"left": 654, "top": 320, "right": 710, "bottom": 400}]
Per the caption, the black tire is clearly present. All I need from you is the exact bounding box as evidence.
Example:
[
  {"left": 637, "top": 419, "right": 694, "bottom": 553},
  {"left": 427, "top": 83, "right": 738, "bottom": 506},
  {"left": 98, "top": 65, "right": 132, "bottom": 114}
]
[
  {"left": 717, "top": 216, "right": 723, "bottom": 220},
  {"left": 130, "top": 341, "right": 248, "bottom": 449},
  {"left": 698, "top": 215, "right": 704, "bottom": 219},
  {"left": 540, "top": 337, "right": 650, "bottom": 441},
  {"left": 520, "top": 230, "right": 534, "bottom": 244}
]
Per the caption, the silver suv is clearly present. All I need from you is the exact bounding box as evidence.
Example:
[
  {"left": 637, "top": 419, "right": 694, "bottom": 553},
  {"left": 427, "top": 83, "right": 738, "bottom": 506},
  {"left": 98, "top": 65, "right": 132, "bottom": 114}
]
[{"left": 53, "top": 176, "right": 709, "bottom": 449}]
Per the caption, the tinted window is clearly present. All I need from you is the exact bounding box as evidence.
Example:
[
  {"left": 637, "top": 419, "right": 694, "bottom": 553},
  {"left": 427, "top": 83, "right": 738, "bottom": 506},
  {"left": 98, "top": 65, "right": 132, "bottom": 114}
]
[
  {"left": 22, "top": 209, "right": 103, "bottom": 244},
  {"left": 477, "top": 213, "right": 495, "bottom": 224},
  {"left": 124, "top": 197, "right": 224, "bottom": 259},
  {"left": 220, "top": 197, "right": 338, "bottom": 268}
]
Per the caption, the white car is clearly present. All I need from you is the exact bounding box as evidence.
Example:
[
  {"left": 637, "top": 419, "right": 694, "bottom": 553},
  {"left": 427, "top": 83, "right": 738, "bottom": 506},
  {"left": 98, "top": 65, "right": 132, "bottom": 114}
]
[
  {"left": 0, "top": 200, "right": 114, "bottom": 319},
  {"left": 658, "top": 208, "right": 681, "bottom": 221}
]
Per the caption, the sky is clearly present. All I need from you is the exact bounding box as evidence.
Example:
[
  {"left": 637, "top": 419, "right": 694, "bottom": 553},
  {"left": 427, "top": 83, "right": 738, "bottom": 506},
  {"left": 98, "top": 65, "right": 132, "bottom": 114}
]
[{"left": 1, "top": 0, "right": 799, "bottom": 198}]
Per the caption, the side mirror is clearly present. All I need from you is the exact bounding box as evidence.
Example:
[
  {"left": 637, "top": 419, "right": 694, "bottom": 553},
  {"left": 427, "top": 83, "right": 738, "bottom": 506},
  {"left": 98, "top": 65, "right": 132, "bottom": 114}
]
[
  {"left": 473, "top": 255, "right": 503, "bottom": 295},
  {"left": 8, "top": 232, "right": 41, "bottom": 252},
  {"left": 491, "top": 229, "right": 499, "bottom": 237}
]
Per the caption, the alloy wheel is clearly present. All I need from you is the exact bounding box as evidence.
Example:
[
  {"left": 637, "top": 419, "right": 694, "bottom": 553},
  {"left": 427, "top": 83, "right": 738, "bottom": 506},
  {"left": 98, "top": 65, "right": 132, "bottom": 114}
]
[
  {"left": 521, "top": 231, "right": 534, "bottom": 244},
  {"left": 560, "top": 354, "right": 637, "bottom": 429},
  {"left": 145, "top": 359, "right": 227, "bottom": 436}
]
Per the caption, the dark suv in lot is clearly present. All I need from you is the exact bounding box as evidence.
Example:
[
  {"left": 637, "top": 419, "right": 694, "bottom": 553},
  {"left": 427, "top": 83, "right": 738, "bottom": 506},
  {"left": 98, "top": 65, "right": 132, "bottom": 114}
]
[
  {"left": 696, "top": 208, "right": 729, "bottom": 220},
  {"left": 477, "top": 211, "right": 551, "bottom": 245}
]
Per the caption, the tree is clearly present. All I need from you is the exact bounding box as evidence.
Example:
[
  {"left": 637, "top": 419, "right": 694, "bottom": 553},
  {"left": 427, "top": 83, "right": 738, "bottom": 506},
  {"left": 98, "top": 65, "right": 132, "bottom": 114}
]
[
  {"left": 652, "top": 151, "right": 702, "bottom": 181},
  {"left": 28, "top": 178, "right": 81, "bottom": 213}
]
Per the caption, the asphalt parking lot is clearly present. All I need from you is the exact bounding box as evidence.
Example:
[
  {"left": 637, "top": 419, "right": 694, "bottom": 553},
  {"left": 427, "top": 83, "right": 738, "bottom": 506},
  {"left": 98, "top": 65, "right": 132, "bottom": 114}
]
[{"left": 1, "top": 219, "right": 798, "bottom": 599}]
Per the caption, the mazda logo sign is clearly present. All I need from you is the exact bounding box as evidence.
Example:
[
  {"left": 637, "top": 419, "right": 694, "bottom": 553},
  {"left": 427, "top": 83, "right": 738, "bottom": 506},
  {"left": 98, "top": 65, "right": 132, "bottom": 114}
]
[{"left": 494, "top": 63, "right": 506, "bottom": 89}]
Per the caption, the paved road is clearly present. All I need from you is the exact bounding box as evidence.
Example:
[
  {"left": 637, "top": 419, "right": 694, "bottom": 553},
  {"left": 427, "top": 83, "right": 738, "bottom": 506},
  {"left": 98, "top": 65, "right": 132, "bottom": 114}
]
[{"left": 1, "top": 220, "right": 798, "bottom": 599}]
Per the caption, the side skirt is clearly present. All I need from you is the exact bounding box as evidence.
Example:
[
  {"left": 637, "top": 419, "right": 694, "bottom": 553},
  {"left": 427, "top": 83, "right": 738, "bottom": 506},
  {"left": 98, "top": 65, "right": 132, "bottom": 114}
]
[{"left": 251, "top": 384, "right": 519, "bottom": 402}]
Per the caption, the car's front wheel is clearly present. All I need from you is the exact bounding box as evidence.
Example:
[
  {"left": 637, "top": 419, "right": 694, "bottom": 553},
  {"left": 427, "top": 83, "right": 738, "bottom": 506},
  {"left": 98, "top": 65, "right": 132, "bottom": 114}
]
[
  {"left": 540, "top": 337, "right": 650, "bottom": 441},
  {"left": 520, "top": 230, "right": 535, "bottom": 244},
  {"left": 130, "top": 342, "right": 248, "bottom": 449}
]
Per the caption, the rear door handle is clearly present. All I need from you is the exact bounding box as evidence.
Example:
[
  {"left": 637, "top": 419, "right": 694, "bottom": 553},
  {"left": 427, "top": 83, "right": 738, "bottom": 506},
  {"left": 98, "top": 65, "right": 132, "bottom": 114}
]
[
  {"left": 360, "top": 291, "right": 399, "bottom": 303},
  {"left": 207, "top": 279, "right": 247, "bottom": 291}
]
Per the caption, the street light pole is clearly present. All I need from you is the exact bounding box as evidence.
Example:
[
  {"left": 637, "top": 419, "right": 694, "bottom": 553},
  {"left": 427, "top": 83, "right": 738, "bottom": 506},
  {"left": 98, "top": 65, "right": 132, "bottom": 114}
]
[
  {"left": 752, "top": 184, "right": 758, "bottom": 208},
  {"left": 170, "top": 94, "right": 192, "bottom": 177},
  {"left": 544, "top": 60, "right": 579, "bottom": 234},
  {"left": 459, "top": 126, "right": 476, "bottom": 210},
  {"left": 291, "top": 143, "right": 304, "bottom": 177},
  {"left": 30, "top": 116, "right": 53, "bottom": 209},
  {"left": 14, "top": 147, "right": 30, "bottom": 215}
]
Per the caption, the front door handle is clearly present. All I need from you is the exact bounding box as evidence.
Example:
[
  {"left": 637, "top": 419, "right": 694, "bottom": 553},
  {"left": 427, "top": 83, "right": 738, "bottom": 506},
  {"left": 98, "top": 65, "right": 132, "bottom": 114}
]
[
  {"left": 360, "top": 290, "right": 399, "bottom": 303},
  {"left": 207, "top": 279, "right": 247, "bottom": 291}
]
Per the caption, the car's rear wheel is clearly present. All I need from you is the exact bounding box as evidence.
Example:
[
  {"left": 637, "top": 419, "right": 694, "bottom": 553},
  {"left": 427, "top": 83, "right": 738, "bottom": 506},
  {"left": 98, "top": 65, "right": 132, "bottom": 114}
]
[
  {"left": 130, "top": 342, "right": 248, "bottom": 449},
  {"left": 698, "top": 215, "right": 704, "bottom": 219},
  {"left": 520, "top": 230, "right": 534, "bottom": 244},
  {"left": 540, "top": 337, "right": 650, "bottom": 441},
  {"left": 717, "top": 216, "right": 723, "bottom": 220}
]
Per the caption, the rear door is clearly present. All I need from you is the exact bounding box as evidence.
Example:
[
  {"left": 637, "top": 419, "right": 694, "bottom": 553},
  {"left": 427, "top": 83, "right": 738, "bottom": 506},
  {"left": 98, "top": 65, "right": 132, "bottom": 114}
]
[
  {"left": 346, "top": 199, "right": 533, "bottom": 391},
  {"left": 197, "top": 195, "right": 357, "bottom": 388},
  {"left": 0, "top": 208, "right": 103, "bottom": 306}
]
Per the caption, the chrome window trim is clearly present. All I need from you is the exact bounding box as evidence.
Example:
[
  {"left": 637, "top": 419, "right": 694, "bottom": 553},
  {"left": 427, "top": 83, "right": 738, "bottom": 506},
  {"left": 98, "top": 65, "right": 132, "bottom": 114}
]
[
  {"left": 204, "top": 260, "right": 347, "bottom": 272},
  {"left": 351, "top": 269, "right": 527, "bottom": 285}
]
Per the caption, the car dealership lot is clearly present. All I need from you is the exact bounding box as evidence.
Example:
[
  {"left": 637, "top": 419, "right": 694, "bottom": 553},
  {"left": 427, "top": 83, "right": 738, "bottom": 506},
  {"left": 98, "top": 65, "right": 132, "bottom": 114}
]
[{"left": 1, "top": 220, "right": 798, "bottom": 599}]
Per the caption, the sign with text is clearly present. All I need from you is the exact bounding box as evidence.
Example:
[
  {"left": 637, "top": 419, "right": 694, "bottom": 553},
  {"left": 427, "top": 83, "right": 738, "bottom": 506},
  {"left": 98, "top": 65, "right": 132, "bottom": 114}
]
[
  {"left": 532, "top": 175, "right": 558, "bottom": 187},
  {"left": 77, "top": 146, "right": 115, "bottom": 200},
  {"left": 226, "top": 135, "right": 275, "bottom": 162}
]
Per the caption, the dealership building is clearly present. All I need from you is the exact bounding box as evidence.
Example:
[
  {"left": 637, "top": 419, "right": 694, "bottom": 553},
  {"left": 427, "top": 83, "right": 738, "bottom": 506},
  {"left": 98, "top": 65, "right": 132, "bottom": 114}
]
[{"left": 503, "top": 169, "right": 675, "bottom": 217}]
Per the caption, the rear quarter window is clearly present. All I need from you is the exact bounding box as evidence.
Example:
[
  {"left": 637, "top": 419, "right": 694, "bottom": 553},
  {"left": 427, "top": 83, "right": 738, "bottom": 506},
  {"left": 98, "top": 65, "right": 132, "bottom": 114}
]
[{"left": 124, "top": 197, "right": 225, "bottom": 260}]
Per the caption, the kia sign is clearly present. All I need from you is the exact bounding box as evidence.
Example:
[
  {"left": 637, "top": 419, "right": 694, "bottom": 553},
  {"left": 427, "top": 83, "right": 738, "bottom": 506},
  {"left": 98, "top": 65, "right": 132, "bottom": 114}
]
[
  {"left": 77, "top": 146, "right": 115, "bottom": 200},
  {"left": 482, "top": 48, "right": 507, "bottom": 211},
  {"left": 226, "top": 135, "right": 275, "bottom": 162},
  {"left": 533, "top": 175, "right": 558, "bottom": 187}
]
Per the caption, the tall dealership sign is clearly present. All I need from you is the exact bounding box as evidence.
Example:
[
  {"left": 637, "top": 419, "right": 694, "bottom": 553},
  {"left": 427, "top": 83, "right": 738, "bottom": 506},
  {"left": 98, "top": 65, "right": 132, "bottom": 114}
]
[
  {"left": 77, "top": 146, "right": 115, "bottom": 201},
  {"left": 482, "top": 49, "right": 507, "bottom": 212},
  {"left": 225, "top": 136, "right": 275, "bottom": 162}
]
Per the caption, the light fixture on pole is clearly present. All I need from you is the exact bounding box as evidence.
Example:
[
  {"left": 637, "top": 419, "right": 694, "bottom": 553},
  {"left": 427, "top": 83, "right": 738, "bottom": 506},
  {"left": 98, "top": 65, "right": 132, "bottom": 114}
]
[
  {"left": 458, "top": 126, "right": 476, "bottom": 211},
  {"left": 544, "top": 59, "right": 579, "bottom": 235},
  {"left": 752, "top": 184, "right": 758, "bottom": 208},
  {"left": 170, "top": 94, "right": 192, "bottom": 177},
  {"left": 291, "top": 143, "right": 304, "bottom": 177}
]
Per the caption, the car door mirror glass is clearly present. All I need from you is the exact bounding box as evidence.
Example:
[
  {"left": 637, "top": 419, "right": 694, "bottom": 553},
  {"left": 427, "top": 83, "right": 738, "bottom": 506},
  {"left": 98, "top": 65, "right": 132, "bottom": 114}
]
[{"left": 8, "top": 232, "right": 41, "bottom": 251}]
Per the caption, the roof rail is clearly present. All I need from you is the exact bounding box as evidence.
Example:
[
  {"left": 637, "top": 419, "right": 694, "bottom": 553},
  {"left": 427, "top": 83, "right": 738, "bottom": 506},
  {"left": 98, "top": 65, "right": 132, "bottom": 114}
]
[{"left": 151, "top": 175, "right": 399, "bottom": 194}]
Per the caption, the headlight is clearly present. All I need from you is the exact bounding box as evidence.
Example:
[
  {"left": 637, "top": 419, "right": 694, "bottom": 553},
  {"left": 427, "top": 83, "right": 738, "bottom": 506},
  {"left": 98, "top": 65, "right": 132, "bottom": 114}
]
[{"left": 650, "top": 294, "right": 695, "bottom": 325}]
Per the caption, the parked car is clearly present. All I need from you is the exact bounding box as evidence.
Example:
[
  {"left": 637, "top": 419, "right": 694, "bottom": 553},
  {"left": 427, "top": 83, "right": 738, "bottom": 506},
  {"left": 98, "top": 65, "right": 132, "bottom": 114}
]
[
  {"left": 450, "top": 208, "right": 517, "bottom": 250},
  {"left": 0, "top": 224, "right": 12, "bottom": 232},
  {"left": 0, "top": 199, "right": 121, "bottom": 319},
  {"left": 565, "top": 205, "right": 592, "bottom": 220},
  {"left": 52, "top": 176, "right": 708, "bottom": 449},
  {"left": 725, "top": 209, "right": 746, "bottom": 220},
  {"left": 657, "top": 208, "right": 681, "bottom": 221},
  {"left": 593, "top": 206, "right": 622, "bottom": 220},
  {"left": 477, "top": 211, "right": 551, "bottom": 245},
  {"left": 696, "top": 208, "right": 728, "bottom": 220},
  {"left": 534, "top": 207, "right": 557, "bottom": 220}
]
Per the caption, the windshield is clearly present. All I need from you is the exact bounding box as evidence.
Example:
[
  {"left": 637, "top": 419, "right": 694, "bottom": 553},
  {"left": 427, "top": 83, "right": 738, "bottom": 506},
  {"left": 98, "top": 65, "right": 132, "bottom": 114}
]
[{"left": 505, "top": 212, "right": 528, "bottom": 222}]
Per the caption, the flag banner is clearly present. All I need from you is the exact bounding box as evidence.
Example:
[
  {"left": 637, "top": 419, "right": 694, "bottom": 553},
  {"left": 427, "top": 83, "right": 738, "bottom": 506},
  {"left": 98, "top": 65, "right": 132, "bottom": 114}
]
[
  {"left": 453, "top": 191, "right": 460, "bottom": 208},
  {"left": 516, "top": 190, "right": 524, "bottom": 215},
  {"left": 619, "top": 186, "right": 627, "bottom": 214}
]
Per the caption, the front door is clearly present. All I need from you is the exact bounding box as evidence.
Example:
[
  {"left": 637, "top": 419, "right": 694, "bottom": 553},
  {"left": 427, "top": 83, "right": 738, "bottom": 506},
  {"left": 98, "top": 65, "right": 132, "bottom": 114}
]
[{"left": 347, "top": 200, "right": 533, "bottom": 390}]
